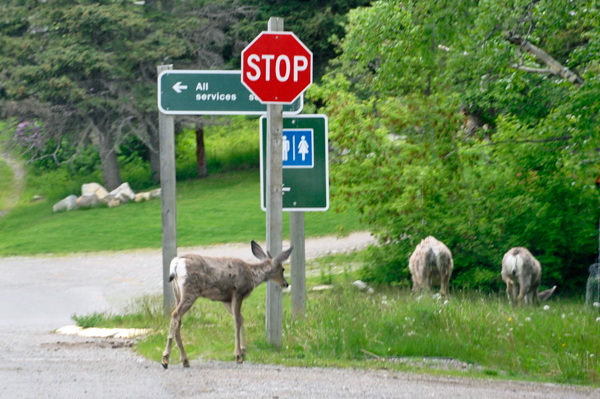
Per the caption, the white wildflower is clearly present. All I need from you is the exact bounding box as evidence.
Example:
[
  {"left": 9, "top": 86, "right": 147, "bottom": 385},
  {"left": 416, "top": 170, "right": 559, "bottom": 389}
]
[{"left": 543, "top": 305, "right": 550, "bottom": 311}]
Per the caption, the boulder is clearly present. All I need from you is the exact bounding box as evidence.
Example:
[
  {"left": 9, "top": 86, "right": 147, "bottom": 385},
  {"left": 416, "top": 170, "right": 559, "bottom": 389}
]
[
  {"left": 352, "top": 280, "right": 368, "bottom": 291},
  {"left": 77, "top": 193, "right": 100, "bottom": 209},
  {"left": 102, "top": 194, "right": 121, "bottom": 208},
  {"left": 108, "top": 182, "right": 135, "bottom": 204},
  {"left": 53, "top": 195, "right": 79, "bottom": 212},
  {"left": 151, "top": 188, "right": 161, "bottom": 198},
  {"left": 81, "top": 182, "right": 109, "bottom": 200},
  {"left": 134, "top": 192, "right": 152, "bottom": 203}
]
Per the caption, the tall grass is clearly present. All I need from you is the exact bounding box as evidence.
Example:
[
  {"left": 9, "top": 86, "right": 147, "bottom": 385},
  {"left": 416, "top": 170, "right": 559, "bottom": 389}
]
[{"left": 76, "top": 256, "right": 600, "bottom": 386}]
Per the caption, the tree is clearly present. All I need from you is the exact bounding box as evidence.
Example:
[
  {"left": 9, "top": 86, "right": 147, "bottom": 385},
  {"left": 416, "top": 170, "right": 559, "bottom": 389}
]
[
  {"left": 313, "top": 0, "right": 600, "bottom": 292},
  {"left": 0, "top": 0, "right": 191, "bottom": 189}
]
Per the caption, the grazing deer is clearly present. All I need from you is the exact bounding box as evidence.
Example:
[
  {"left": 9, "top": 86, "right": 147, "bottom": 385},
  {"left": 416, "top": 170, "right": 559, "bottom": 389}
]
[
  {"left": 501, "top": 247, "right": 555, "bottom": 306},
  {"left": 162, "top": 241, "right": 293, "bottom": 368},
  {"left": 409, "top": 236, "right": 453, "bottom": 296}
]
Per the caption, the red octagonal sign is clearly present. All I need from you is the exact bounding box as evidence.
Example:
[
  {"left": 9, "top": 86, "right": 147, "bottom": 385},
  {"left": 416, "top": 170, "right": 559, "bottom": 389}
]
[{"left": 241, "top": 32, "right": 313, "bottom": 104}]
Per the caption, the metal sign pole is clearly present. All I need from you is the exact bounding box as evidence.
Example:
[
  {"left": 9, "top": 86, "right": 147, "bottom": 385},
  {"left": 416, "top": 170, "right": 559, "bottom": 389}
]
[
  {"left": 290, "top": 211, "right": 306, "bottom": 318},
  {"left": 158, "top": 64, "right": 177, "bottom": 317},
  {"left": 265, "top": 16, "right": 285, "bottom": 348}
]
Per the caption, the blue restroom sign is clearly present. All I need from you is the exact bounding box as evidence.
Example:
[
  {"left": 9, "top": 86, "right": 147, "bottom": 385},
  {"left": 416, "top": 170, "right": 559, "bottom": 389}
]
[{"left": 282, "top": 129, "right": 313, "bottom": 168}]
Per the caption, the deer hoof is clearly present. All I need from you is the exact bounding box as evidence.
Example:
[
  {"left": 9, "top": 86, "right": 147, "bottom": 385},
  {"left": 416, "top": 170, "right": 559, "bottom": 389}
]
[
  {"left": 183, "top": 359, "right": 190, "bottom": 368},
  {"left": 162, "top": 362, "right": 168, "bottom": 369},
  {"left": 235, "top": 354, "right": 244, "bottom": 363},
  {"left": 162, "top": 355, "right": 169, "bottom": 369}
]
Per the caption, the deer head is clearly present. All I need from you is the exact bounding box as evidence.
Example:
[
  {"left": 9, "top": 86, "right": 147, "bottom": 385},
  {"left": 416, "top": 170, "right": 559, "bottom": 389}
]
[{"left": 251, "top": 240, "right": 293, "bottom": 288}]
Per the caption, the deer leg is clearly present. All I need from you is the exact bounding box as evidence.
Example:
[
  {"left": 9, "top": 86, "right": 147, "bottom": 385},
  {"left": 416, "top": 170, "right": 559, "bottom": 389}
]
[
  {"left": 519, "top": 274, "right": 533, "bottom": 307},
  {"left": 223, "top": 302, "right": 246, "bottom": 354},
  {"left": 174, "top": 298, "right": 194, "bottom": 367},
  {"left": 440, "top": 272, "right": 449, "bottom": 296},
  {"left": 506, "top": 280, "right": 517, "bottom": 306},
  {"left": 162, "top": 297, "right": 193, "bottom": 369},
  {"left": 231, "top": 296, "right": 245, "bottom": 363}
]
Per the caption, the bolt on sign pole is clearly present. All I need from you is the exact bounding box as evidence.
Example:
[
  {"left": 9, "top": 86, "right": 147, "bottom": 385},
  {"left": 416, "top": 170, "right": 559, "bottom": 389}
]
[
  {"left": 265, "top": 16, "right": 285, "bottom": 348},
  {"left": 157, "top": 64, "right": 177, "bottom": 317}
]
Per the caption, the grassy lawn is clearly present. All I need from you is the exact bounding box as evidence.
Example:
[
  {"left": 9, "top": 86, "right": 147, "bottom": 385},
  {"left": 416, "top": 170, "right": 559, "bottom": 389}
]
[
  {"left": 0, "top": 169, "right": 362, "bottom": 256},
  {"left": 0, "top": 158, "right": 14, "bottom": 211},
  {"left": 74, "top": 252, "right": 600, "bottom": 387}
]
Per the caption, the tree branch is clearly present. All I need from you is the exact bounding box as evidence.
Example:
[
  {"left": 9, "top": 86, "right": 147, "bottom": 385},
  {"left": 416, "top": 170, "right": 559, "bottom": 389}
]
[
  {"left": 511, "top": 65, "right": 554, "bottom": 75},
  {"left": 504, "top": 31, "right": 584, "bottom": 85}
]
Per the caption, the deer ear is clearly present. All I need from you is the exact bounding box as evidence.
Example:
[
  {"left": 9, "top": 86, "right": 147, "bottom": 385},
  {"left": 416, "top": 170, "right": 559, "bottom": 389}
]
[
  {"left": 273, "top": 246, "right": 294, "bottom": 265},
  {"left": 251, "top": 240, "right": 268, "bottom": 260}
]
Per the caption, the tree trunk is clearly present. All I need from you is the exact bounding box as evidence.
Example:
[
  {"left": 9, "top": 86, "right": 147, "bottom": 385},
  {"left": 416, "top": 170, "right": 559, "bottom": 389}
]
[
  {"left": 97, "top": 129, "right": 122, "bottom": 191},
  {"left": 195, "top": 121, "right": 208, "bottom": 179}
]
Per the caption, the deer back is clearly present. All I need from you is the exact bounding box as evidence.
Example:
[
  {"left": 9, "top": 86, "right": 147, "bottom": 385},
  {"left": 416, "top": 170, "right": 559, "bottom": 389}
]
[{"left": 175, "top": 254, "right": 257, "bottom": 302}]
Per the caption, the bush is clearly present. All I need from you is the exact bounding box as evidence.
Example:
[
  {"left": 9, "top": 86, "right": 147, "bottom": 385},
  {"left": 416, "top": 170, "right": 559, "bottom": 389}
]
[{"left": 314, "top": 75, "right": 600, "bottom": 294}]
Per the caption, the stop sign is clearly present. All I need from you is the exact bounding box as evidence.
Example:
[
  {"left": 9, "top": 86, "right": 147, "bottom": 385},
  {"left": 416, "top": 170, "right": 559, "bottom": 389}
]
[{"left": 241, "top": 32, "right": 313, "bottom": 104}]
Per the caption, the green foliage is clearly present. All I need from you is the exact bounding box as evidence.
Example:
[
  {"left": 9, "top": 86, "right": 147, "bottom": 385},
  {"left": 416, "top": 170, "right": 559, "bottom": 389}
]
[
  {"left": 313, "top": 0, "right": 600, "bottom": 293},
  {"left": 232, "top": 0, "right": 373, "bottom": 78},
  {"left": 175, "top": 116, "right": 260, "bottom": 180}
]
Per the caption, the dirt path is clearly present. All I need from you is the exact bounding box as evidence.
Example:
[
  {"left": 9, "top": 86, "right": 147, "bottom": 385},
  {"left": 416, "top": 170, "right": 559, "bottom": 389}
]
[{"left": 0, "top": 148, "right": 26, "bottom": 218}]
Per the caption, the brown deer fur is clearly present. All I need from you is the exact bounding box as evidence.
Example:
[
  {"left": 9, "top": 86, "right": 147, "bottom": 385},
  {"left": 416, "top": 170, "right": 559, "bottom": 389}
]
[
  {"left": 501, "top": 247, "right": 555, "bottom": 306},
  {"left": 162, "top": 241, "right": 292, "bottom": 368},
  {"left": 409, "top": 236, "right": 453, "bottom": 296}
]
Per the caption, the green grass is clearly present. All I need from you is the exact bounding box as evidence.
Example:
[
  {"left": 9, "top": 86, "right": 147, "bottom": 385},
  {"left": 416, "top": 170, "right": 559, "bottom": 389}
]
[
  {"left": 0, "top": 158, "right": 14, "bottom": 211},
  {"left": 75, "top": 253, "right": 600, "bottom": 386},
  {"left": 0, "top": 169, "right": 362, "bottom": 256}
]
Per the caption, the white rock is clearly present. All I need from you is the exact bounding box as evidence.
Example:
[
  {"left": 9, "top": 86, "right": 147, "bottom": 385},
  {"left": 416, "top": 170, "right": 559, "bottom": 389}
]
[
  {"left": 109, "top": 182, "right": 135, "bottom": 203},
  {"left": 367, "top": 287, "right": 375, "bottom": 294},
  {"left": 134, "top": 192, "right": 152, "bottom": 203},
  {"left": 352, "top": 280, "right": 368, "bottom": 290},
  {"left": 53, "top": 195, "right": 79, "bottom": 212},
  {"left": 77, "top": 193, "right": 100, "bottom": 209},
  {"left": 151, "top": 188, "right": 161, "bottom": 198},
  {"left": 82, "top": 182, "right": 109, "bottom": 200}
]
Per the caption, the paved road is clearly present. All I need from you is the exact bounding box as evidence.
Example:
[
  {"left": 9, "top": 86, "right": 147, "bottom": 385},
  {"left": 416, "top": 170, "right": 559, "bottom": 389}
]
[{"left": 0, "top": 233, "right": 598, "bottom": 398}]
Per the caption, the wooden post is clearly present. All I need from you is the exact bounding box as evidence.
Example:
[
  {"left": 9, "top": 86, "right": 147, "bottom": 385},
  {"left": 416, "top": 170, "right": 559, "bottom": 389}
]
[
  {"left": 265, "top": 16, "right": 284, "bottom": 347},
  {"left": 158, "top": 64, "right": 177, "bottom": 317},
  {"left": 290, "top": 211, "right": 306, "bottom": 318}
]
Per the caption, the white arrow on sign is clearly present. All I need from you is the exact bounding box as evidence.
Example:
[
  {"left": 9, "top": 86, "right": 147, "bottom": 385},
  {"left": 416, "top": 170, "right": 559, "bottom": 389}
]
[
  {"left": 282, "top": 184, "right": 291, "bottom": 195},
  {"left": 172, "top": 82, "right": 188, "bottom": 93}
]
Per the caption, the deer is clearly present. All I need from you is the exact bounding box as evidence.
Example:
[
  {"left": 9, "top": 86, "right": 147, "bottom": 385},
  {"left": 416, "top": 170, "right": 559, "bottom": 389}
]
[
  {"left": 409, "top": 236, "right": 453, "bottom": 296},
  {"left": 501, "top": 247, "right": 556, "bottom": 306},
  {"left": 161, "top": 240, "right": 293, "bottom": 369}
]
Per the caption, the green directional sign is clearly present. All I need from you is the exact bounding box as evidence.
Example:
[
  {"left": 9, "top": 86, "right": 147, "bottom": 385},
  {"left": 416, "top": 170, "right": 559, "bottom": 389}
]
[
  {"left": 260, "top": 115, "right": 329, "bottom": 211},
  {"left": 158, "top": 70, "right": 302, "bottom": 115}
]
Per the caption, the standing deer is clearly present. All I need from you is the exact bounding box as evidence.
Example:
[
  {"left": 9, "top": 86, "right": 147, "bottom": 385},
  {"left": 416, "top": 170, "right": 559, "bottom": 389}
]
[
  {"left": 409, "top": 236, "right": 453, "bottom": 296},
  {"left": 501, "top": 247, "right": 555, "bottom": 306},
  {"left": 162, "top": 240, "right": 293, "bottom": 368}
]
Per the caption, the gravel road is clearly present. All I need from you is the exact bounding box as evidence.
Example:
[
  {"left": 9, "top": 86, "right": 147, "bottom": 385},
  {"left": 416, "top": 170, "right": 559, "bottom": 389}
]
[{"left": 0, "top": 232, "right": 598, "bottom": 398}]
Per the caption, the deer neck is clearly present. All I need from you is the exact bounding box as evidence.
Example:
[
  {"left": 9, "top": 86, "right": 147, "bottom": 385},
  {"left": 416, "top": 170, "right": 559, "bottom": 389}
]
[{"left": 250, "top": 261, "right": 274, "bottom": 286}]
